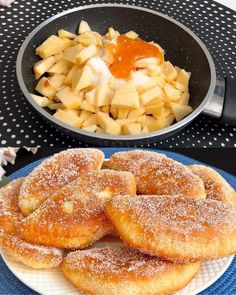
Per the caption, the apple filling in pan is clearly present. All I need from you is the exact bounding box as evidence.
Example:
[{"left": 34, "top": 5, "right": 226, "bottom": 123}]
[{"left": 32, "top": 21, "right": 192, "bottom": 135}]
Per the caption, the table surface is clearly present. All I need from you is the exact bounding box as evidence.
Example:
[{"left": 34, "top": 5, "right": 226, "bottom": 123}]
[{"left": 0, "top": 0, "right": 236, "bottom": 148}]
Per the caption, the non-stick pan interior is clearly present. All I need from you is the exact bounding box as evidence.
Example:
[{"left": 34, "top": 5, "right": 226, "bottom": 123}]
[{"left": 21, "top": 6, "right": 212, "bottom": 111}]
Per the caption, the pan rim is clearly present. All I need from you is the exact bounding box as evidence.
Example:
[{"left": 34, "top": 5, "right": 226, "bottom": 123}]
[{"left": 16, "top": 3, "right": 217, "bottom": 142}]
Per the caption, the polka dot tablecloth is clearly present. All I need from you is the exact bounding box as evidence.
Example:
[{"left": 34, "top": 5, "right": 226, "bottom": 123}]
[{"left": 0, "top": 0, "right": 236, "bottom": 148}]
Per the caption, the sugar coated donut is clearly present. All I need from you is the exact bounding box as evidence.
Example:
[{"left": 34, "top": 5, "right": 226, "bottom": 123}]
[
  {"left": 0, "top": 178, "right": 25, "bottom": 234},
  {"left": 189, "top": 165, "right": 236, "bottom": 204},
  {"left": 19, "top": 148, "right": 105, "bottom": 216},
  {"left": 18, "top": 170, "right": 136, "bottom": 249},
  {"left": 107, "top": 150, "right": 206, "bottom": 198},
  {"left": 0, "top": 230, "right": 63, "bottom": 269},
  {"left": 106, "top": 194, "right": 236, "bottom": 262},
  {"left": 61, "top": 247, "right": 200, "bottom": 295}
]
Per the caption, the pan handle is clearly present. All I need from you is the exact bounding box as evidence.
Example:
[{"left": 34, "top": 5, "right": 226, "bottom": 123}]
[
  {"left": 221, "top": 77, "right": 236, "bottom": 124},
  {"left": 203, "top": 77, "right": 236, "bottom": 124}
]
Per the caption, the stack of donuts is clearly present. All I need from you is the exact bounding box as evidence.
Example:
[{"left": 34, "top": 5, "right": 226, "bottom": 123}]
[{"left": 0, "top": 149, "right": 236, "bottom": 295}]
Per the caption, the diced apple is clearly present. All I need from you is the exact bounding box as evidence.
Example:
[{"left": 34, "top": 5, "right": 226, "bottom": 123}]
[
  {"left": 75, "top": 31, "right": 103, "bottom": 47},
  {"left": 54, "top": 52, "right": 64, "bottom": 62},
  {"left": 81, "top": 100, "right": 96, "bottom": 113},
  {"left": 63, "top": 45, "right": 83, "bottom": 63},
  {"left": 105, "top": 27, "right": 120, "bottom": 40},
  {"left": 131, "top": 71, "right": 156, "bottom": 93},
  {"left": 82, "top": 114, "right": 97, "bottom": 127},
  {"left": 56, "top": 86, "right": 82, "bottom": 109},
  {"left": 102, "top": 47, "right": 115, "bottom": 65},
  {"left": 164, "top": 83, "right": 181, "bottom": 102},
  {"left": 76, "top": 44, "right": 97, "bottom": 65},
  {"left": 47, "top": 102, "right": 63, "bottom": 110},
  {"left": 34, "top": 56, "right": 56, "bottom": 79},
  {"left": 30, "top": 94, "right": 51, "bottom": 107},
  {"left": 72, "top": 66, "right": 95, "bottom": 94},
  {"left": 61, "top": 38, "right": 75, "bottom": 50},
  {"left": 117, "top": 109, "right": 129, "bottom": 119},
  {"left": 176, "top": 69, "right": 191, "bottom": 89},
  {"left": 79, "top": 110, "right": 93, "bottom": 122},
  {"left": 178, "top": 92, "right": 190, "bottom": 106},
  {"left": 35, "top": 77, "right": 56, "bottom": 98},
  {"left": 97, "top": 112, "right": 121, "bottom": 135},
  {"left": 170, "top": 103, "right": 193, "bottom": 121},
  {"left": 146, "top": 114, "right": 175, "bottom": 132},
  {"left": 163, "top": 61, "right": 178, "bottom": 82},
  {"left": 48, "top": 60, "right": 73, "bottom": 74},
  {"left": 128, "top": 108, "right": 145, "bottom": 118},
  {"left": 78, "top": 20, "right": 91, "bottom": 34},
  {"left": 58, "top": 29, "right": 76, "bottom": 39},
  {"left": 112, "top": 81, "right": 139, "bottom": 109},
  {"left": 100, "top": 105, "right": 110, "bottom": 113},
  {"left": 140, "top": 85, "right": 164, "bottom": 105},
  {"left": 85, "top": 88, "right": 96, "bottom": 106},
  {"left": 135, "top": 57, "right": 160, "bottom": 68},
  {"left": 171, "top": 81, "right": 186, "bottom": 92},
  {"left": 110, "top": 106, "right": 119, "bottom": 119},
  {"left": 82, "top": 125, "right": 97, "bottom": 132},
  {"left": 48, "top": 74, "right": 65, "bottom": 89},
  {"left": 36, "top": 35, "right": 64, "bottom": 58},
  {"left": 147, "top": 64, "right": 162, "bottom": 77},
  {"left": 53, "top": 109, "right": 83, "bottom": 128},
  {"left": 64, "top": 65, "right": 80, "bottom": 85},
  {"left": 123, "top": 123, "right": 141, "bottom": 135},
  {"left": 142, "top": 126, "right": 149, "bottom": 134},
  {"left": 116, "top": 115, "right": 146, "bottom": 125},
  {"left": 154, "top": 75, "right": 166, "bottom": 88},
  {"left": 125, "top": 31, "right": 139, "bottom": 40},
  {"left": 144, "top": 102, "right": 164, "bottom": 115},
  {"left": 95, "top": 84, "right": 114, "bottom": 107}
]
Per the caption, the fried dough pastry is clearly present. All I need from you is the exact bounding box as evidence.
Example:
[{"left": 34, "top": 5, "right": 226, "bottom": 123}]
[
  {"left": 0, "top": 231, "right": 63, "bottom": 269},
  {"left": 189, "top": 165, "right": 236, "bottom": 204},
  {"left": 106, "top": 195, "right": 236, "bottom": 262},
  {"left": 0, "top": 178, "right": 25, "bottom": 234},
  {"left": 61, "top": 247, "right": 200, "bottom": 295},
  {"left": 18, "top": 170, "right": 136, "bottom": 249},
  {"left": 18, "top": 148, "right": 104, "bottom": 216},
  {"left": 107, "top": 150, "right": 206, "bottom": 198},
  {"left": 0, "top": 179, "right": 63, "bottom": 269}
]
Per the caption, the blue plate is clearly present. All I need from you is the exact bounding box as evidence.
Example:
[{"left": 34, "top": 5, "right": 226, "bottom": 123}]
[{"left": 1, "top": 148, "right": 236, "bottom": 295}]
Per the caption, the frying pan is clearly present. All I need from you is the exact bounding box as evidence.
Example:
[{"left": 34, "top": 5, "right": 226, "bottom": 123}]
[{"left": 16, "top": 4, "right": 236, "bottom": 146}]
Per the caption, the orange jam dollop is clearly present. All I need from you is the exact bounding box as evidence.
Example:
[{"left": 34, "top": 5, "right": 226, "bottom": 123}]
[{"left": 108, "top": 35, "right": 163, "bottom": 79}]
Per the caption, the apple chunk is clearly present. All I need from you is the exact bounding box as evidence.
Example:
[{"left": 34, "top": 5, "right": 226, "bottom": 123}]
[
  {"left": 72, "top": 66, "right": 95, "bottom": 94},
  {"left": 170, "top": 103, "right": 193, "bottom": 121},
  {"left": 53, "top": 109, "right": 82, "bottom": 128},
  {"left": 97, "top": 112, "right": 121, "bottom": 135},
  {"left": 34, "top": 56, "right": 56, "bottom": 79},
  {"left": 30, "top": 94, "right": 51, "bottom": 107},
  {"left": 36, "top": 35, "right": 64, "bottom": 58},
  {"left": 35, "top": 77, "right": 56, "bottom": 98},
  {"left": 112, "top": 82, "right": 139, "bottom": 109},
  {"left": 56, "top": 87, "right": 82, "bottom": 109}
]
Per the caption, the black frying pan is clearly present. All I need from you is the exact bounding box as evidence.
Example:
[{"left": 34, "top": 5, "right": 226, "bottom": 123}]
[{"left": 16, "top": 4, "right": 236, "bottom": 146}]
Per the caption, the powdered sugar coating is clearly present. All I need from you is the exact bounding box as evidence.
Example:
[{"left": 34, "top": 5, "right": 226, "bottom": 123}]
[
  {"left": 19, "top": 148, "right": 104, "bottom": 215},
  {"left": 0, "top": 231, "right": 63, "bottom": 268},
  {"left": 110, "top": 195, "right": 236, "bottom": 237},
  {"left": 108, "top": 150, "right": 206, "bottom": 198},
  {"left": 18, "top": 169, "right": 136, "bottom": 249},
  {"left": 63, "top": 247, "right": 175, "bottom": 278},
  {"left": 189, "top": 165, "right": 236, "bottom": 204},
  {"left": 0, "top": 178, "right": 25, "bottom": 234}
]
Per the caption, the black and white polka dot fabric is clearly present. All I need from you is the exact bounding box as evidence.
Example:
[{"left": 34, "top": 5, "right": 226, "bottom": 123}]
[{"left": 0, "top": 0, "right": 235, "bottom": 148}]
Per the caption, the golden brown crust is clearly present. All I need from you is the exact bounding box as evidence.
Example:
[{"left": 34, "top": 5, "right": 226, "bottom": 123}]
[
  {"left": 107, "top": 150, "right": 206, "bottom": 198},
  {"left": 61, "top": 247, "right": 200, "bottom": 295},
  {"left": 0, "top": 231, "right": 63, "bottom": 269},
  {"left": 0, "top": 178, "right": 25, "bottom": 234},
  {"left": 18, "top": 148, "right": 105, "bottom": 216},
  {"left": 106, "top": 195, "right": 236, "bottom": 262},
  {"left": 18, "top": 170, "right": 136, "bottom": 249},
  {"left": 189, "top": 165, "right": 236, "bottom": 204}
]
